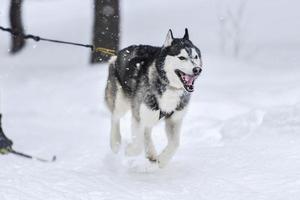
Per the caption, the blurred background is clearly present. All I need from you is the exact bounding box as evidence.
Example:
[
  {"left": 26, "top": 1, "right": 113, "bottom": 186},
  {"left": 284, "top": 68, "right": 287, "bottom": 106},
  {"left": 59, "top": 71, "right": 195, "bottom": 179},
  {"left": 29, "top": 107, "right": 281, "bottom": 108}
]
[
  {"left": 1, "top": 0, "right": 300, "bottom": 66},
  {"left": 1, "top": 0, "right": 300, "bottom": 199}
]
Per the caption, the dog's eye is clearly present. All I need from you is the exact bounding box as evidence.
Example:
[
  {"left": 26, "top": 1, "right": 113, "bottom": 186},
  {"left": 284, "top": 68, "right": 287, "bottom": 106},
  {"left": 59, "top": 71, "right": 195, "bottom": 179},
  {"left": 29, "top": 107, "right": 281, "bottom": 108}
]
[
  {"left": 194, "top": 55, "right": 198, "bottom": 59},
  {"left": 178, "top": 56, "right": 187, "bottom": 60}
]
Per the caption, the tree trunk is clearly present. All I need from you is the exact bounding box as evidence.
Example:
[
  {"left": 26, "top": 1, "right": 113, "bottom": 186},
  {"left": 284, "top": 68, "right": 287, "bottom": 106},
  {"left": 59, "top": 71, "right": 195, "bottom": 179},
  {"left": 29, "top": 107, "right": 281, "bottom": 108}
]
[
  {"left": 91, "top": 0, "right": 120, "bottom": 64},
  {"left": 9, "top": 0, "right": 25, "bottom": 54}
]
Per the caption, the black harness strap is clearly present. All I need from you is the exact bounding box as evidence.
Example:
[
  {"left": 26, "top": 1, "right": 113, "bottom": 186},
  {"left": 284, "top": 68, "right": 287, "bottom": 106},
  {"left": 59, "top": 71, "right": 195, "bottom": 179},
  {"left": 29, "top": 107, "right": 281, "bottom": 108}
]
[{"left": 159, "top": 110, "right": 174, "bottom": 120}]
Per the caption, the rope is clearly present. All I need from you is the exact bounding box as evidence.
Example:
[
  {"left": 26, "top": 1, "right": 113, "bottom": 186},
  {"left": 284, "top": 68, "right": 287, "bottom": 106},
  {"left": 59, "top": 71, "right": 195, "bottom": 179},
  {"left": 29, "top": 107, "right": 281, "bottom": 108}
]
[
  {"left": 9, "top": 149, "right": 56, "bottom": 162},
  {"left": 0, "top": 26, "right": 116, "bottom": 56}
]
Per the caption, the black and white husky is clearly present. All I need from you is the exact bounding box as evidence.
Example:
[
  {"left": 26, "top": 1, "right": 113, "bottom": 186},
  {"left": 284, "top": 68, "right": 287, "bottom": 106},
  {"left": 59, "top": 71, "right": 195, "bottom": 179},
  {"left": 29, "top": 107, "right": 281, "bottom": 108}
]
[{"left": 105, "top": 29, "right": 202, "bottom": 168}]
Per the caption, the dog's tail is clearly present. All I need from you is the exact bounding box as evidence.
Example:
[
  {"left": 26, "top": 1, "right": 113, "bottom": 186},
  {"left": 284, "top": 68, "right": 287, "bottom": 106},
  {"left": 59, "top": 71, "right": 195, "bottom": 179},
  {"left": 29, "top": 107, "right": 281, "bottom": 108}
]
[
  {"left": 108, "top": 55, "right": 117, "bottom": 67},
  {"left": 107, "top": 55, "right": 118, "bottom": 81},
  {"left": 105, "top": 55, "right": 118, "bottom": 112}
]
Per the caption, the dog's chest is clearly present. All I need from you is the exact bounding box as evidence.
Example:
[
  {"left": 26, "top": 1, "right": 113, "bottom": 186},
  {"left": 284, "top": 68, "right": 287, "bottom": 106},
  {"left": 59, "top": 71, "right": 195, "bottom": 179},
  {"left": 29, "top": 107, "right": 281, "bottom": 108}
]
[{"left": 158, "top": 89, "right": 183, "bottom": 113}]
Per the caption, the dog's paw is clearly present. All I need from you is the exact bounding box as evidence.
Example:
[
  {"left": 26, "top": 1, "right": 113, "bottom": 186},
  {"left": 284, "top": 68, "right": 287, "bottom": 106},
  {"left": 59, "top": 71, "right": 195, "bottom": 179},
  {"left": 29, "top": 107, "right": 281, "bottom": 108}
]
[
  {"left": 127, "top": 158, "right": 159, "bottom": 173},
  {"left": 157, "top": 155, "right": 170, "bottom": 168},
  {"left": 157, "top": 160, "right": 167, "bottom": 168},
  {"left": 110, "top": 134, "right": 121, "bottom": 154},
  {"left": 147, "top": 156, "right": 158, "bottom": 163},
  {"left": 110, "top": 141, "right": 121, "bottom": 154}
]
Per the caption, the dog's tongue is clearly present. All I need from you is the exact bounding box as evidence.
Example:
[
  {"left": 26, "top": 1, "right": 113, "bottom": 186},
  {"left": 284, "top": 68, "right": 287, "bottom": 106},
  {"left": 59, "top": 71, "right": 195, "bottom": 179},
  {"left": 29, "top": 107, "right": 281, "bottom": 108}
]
[{"left": 183, "top": 74, "right": 195, "bottom": 86}]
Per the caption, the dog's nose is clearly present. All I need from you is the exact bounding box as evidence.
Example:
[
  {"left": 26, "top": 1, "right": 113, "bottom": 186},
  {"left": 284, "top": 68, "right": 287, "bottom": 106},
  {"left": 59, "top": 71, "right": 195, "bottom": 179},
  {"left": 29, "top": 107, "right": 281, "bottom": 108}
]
[{"left": 193, "top": 67, "right": 202, "bottom": 75}]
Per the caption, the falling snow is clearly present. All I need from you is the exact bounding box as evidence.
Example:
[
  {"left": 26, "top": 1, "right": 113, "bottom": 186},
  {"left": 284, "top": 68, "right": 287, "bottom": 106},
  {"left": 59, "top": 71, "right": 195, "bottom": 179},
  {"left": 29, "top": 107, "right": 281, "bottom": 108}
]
[{"left": 1, "top": 0, "right": 300, "bottom": 200}]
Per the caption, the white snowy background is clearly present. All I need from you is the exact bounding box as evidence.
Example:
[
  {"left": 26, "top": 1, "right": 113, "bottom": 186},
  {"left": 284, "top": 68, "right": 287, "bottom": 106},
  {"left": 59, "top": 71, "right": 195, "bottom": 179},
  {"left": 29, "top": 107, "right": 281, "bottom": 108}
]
[{"left": 1, "top": 0, "right": 300, "bottom": 199}]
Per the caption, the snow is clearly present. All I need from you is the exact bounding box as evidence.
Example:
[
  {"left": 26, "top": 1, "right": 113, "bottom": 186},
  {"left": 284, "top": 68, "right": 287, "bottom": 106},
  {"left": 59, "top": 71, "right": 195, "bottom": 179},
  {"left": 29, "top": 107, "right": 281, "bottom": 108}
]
[{"left": 1, "top": 0, "right": 300, "bottom": 199}]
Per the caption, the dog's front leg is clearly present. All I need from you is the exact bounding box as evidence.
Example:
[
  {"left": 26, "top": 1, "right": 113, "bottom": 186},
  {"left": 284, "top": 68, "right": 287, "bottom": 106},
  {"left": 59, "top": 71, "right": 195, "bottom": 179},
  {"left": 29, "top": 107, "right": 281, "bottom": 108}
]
[
  {"left": 158, "top": 118, "right": 182, "bottom": 168},
  {"left": 125, "top": 116, "right": 145, "bottom": 156}
]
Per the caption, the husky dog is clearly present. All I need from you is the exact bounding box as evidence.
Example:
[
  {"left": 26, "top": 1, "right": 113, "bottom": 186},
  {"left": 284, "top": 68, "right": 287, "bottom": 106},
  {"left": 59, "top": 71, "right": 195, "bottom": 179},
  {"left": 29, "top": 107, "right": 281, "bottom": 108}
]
[{"left": 105, "top": 29, "right": 202, "bottom": 168}]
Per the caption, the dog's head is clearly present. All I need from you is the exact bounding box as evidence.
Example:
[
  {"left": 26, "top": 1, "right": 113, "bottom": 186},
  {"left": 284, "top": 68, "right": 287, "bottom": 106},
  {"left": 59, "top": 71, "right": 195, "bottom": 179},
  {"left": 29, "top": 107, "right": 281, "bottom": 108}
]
[{"left": 161, "top": 29, "right": 202, "bottom": 92}]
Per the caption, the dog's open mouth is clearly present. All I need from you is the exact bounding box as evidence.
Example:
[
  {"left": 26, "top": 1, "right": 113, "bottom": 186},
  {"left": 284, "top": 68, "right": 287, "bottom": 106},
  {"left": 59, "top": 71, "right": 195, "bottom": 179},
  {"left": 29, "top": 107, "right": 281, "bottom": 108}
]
[{"left": 175, "top": 69, "right": 199, "bottom": 92}]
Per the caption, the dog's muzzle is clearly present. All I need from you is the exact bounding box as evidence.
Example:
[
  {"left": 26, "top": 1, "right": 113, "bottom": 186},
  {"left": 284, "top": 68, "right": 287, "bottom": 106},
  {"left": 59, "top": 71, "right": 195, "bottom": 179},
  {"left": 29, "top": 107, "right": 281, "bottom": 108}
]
[{"left": 175, "top": 67, "right": 202, "bottom": 92}]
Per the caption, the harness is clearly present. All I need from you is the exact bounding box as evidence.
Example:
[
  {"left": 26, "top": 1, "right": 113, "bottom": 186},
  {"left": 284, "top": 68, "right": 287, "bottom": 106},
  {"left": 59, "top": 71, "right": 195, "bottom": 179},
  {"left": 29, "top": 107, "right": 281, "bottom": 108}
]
[
  {"left": 159, "top": 110, "right": 174, "bottom": 120},
  {"left": 114, "top": 67, "right": 176, "bottom": 121}
]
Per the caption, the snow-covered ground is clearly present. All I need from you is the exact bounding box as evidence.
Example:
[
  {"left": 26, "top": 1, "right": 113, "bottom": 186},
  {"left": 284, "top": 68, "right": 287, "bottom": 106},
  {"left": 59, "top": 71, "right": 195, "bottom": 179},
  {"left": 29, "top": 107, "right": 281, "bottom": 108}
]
[{"left": 1, "top": 0, "right": 300, "bottom": 199}]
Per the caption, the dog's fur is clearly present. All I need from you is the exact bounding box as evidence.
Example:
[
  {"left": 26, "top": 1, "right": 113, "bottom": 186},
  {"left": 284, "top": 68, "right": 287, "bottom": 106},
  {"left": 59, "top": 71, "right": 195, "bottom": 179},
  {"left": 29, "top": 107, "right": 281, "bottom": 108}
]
[{"left": 105, "top": 29, "right": 202, "bottom": 168}]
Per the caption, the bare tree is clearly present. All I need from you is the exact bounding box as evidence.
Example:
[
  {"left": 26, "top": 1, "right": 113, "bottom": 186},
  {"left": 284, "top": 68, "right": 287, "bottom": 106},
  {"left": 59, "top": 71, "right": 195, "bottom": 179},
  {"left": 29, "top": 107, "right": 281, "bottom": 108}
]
[
  {"left": 216, "top": 0, "right": 248, "bottom": 58},
  {"left": 9, "top": 0, "right": 25, "bottom": 54},
  {"left": 91, "top": 0, "right": 120, "bottom": 64}
]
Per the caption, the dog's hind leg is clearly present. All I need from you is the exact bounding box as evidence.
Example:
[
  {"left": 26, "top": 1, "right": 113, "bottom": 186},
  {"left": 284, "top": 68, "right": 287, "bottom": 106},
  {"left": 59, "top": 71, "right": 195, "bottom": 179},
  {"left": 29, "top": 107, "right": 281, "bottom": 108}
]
[
  {"left": 144, "top": 128, "right": 158, "bottom": 162},
  {"left": 110, "top": 116, "right": 121, "bottom": 153},
  {"left": 110, "top": 88, "right": 130, "bottom": 153},
  {"left": 125, "top": 116, "right": 145, "bottom": 156},
  {"left": 105, "top": 56, "right": 130, "bottom": 153}
]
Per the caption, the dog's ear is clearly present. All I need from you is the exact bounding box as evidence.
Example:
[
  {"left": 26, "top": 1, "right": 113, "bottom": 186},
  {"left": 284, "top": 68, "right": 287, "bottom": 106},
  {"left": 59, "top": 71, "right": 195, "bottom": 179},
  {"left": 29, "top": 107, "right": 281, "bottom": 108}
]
[
  {"left": 164, "top": 29, "right": 174, "bottom": 47},
  {"left": 183, "top": 28, "right": 189, "bottom": 40}
]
